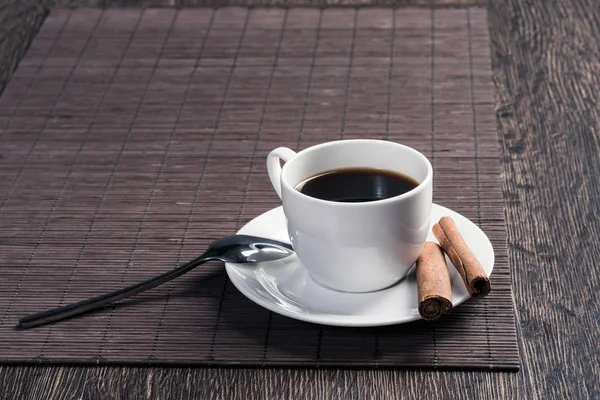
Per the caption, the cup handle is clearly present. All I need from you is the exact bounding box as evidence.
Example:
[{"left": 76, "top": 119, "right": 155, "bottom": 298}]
[{"left": 267, "top": 147, "right": 297, "bottom": 199}]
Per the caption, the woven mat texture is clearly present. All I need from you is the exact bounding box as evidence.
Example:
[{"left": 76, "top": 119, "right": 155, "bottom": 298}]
[{"left": 0, "top": 8, "right": 518, "bottom": 369}]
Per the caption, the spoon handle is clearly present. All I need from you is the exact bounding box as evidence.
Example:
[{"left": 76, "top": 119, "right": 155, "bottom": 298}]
[{"left": 18, "top": 253, "right": 211, "bottom": 329}]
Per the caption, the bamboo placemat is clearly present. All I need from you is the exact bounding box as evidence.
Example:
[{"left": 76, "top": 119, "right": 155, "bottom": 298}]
[
  {"left": 54, "top": 1, "right": 484, "bottom": 7},
  {"left": 0, "top": 7, "right": 519, "bottom": 369}
]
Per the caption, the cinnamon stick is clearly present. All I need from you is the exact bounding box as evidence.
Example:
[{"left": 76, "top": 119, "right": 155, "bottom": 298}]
[
  {"left": 416, "top": 242, "right": 453, "bottom": 321},
  {"left": 433, "top": 216, "right": 491, "bottom": 298}
]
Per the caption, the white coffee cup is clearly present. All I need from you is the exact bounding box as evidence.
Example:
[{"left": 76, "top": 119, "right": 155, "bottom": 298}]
[{"left": 267, "top": 139, "right": 433, "bottom": 293}]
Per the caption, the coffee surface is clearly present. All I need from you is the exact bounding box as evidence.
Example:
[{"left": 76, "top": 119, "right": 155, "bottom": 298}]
[{"left": 295, "top": 167, "right": 419, "bottom": 203}]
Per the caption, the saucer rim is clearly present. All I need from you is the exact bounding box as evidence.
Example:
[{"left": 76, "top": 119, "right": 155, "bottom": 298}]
[{"left": 225, "top": 204, "right": 494, "bottom": 327}]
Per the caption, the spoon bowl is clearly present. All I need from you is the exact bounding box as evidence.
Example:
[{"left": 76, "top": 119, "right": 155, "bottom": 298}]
[{"left": 204, "top": 235, "right": 294, "bottom": 263}]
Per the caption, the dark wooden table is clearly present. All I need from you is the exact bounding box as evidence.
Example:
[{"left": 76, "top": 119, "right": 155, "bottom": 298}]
[{"left": 1, "top": 0, "right": 599, "bottom": 398}]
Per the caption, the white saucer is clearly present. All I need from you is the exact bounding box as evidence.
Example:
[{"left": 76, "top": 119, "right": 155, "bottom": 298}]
[{"left": 225, "top": 204, "right": 494, "bottom": 327}]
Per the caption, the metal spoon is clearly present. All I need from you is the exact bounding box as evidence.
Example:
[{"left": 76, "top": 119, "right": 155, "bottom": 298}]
[{"left": 18, "top": 235, "right": 294, "bottom": 329}]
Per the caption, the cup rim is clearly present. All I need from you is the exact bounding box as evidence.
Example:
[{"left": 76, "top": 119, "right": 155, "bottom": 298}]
[{"left": 280, "top": 139, "right": 433, "bottom": 207}]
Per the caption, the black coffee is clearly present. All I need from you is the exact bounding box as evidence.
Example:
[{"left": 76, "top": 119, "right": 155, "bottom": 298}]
[{"left": 295, "top": 167, "right": 419, "bottom": 203}]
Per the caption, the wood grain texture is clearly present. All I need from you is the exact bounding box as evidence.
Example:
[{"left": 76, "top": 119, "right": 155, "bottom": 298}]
[
  {"left": 0, "top": 0, "right": 52, "bottom": 95},
  {"left": 489, "top": 0, "right": 600, "bottom": 397},
  {"left": 1, "top": 0, "right": 600, "bottom": 399}
]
